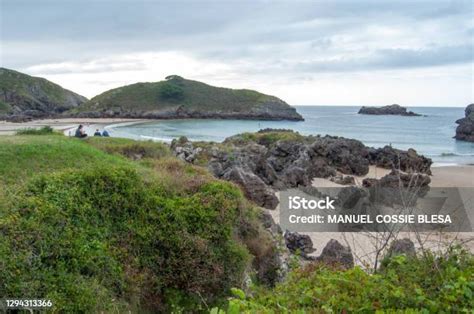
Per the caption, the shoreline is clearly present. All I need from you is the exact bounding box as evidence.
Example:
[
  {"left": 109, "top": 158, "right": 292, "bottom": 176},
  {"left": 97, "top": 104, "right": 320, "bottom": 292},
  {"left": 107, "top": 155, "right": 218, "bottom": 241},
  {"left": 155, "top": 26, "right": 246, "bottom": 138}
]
[
  {"left": 0, "top": 118, "right": 147, "bottom": 136},
  {"left": 1, "top": 118, "right": 473, "bottom": 168}
]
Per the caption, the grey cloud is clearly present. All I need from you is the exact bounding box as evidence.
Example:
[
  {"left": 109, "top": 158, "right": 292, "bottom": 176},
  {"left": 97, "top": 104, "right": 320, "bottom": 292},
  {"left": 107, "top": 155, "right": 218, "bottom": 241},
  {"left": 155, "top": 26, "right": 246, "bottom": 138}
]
[
  {"left": 291, "top": 44, "right": 473, "bottom": 73},
  {"left": 1, "top": 0, "right": 473, "bottom": 74}
]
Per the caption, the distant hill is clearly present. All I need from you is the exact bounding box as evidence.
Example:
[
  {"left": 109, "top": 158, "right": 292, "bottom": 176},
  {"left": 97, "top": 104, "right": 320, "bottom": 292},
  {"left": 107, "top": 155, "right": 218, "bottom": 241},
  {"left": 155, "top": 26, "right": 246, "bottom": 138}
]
[
  {"left": 0, "top": 67, "right": 88, "bottom": 121},
  {"left": 73, "top": 75, "right": 303, "bottom": 121}
]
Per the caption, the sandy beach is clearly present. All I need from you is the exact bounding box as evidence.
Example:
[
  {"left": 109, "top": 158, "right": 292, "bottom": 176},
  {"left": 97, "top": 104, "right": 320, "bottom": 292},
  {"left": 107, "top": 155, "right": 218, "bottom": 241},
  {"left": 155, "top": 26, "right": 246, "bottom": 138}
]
[
  {"left": 0, "top": 118, "right": 145, "bottom": 136},
  {"left": 272, "top": 165, "right": 474, "bottom": 268}
]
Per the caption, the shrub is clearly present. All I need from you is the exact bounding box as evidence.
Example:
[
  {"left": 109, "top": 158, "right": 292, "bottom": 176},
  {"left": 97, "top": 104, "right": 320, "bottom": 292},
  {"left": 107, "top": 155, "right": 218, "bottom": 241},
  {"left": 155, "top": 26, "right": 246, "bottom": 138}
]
[
  {"left": 0, "top": 165, "right": 252, "bottom": 312},
  {"left": 16, "top": 126, "right": 55, "bottom": 135},
  {"left": 223, "top": 248, "right": 474, "bottom": 312},
  {"left": 159, "top": 81, "right": 184, "bottom": 100}
]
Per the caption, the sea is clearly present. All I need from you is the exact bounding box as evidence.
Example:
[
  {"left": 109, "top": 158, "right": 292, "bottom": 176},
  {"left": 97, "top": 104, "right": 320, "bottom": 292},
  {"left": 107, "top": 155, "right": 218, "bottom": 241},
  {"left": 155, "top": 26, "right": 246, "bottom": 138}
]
[{"left": 108, "top": 106, "right": 474, "bottom": 166}]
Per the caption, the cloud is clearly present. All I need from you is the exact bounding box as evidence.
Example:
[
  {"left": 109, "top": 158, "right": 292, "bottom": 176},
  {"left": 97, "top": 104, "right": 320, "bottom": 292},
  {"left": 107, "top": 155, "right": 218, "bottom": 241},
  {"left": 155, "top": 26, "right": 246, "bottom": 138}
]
[{"left": 1, "top": 0, "right": 472, "bottom": 106}]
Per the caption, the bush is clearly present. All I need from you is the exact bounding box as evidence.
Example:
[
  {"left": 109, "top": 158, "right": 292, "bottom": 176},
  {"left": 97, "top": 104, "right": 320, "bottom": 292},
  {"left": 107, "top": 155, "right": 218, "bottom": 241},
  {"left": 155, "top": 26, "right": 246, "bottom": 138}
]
[
  {"left": 224, "top": 248, "right": 474, "bottom": 312},
  {"left": 16, "top": 126, "right": 55, "bottom": 135},
  {"left": 0, "top": 165, "right": 253, "bottom": 312},
  {"left": 159, "top": 81, "right": 184, "bottom": 100}
]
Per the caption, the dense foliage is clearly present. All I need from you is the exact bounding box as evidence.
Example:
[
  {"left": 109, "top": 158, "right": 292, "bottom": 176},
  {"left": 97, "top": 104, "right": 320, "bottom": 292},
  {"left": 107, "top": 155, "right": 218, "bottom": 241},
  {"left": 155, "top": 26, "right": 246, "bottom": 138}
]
[
  {"left": 159, "top": 81, "right": 185, "bottom": 100},
  {"left": 222, "top": 247, "right": 474, "bottom": 313},
  {"left": 0, "top": 135, "right": 270, "bottom": 312}
]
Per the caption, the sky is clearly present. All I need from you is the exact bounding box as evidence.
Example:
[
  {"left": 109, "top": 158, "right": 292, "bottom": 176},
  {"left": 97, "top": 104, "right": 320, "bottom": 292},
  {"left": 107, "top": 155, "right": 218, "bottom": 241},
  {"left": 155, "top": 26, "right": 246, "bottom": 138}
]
[{"left": 0, "top": 0, "right": 473, "bottom": 106}]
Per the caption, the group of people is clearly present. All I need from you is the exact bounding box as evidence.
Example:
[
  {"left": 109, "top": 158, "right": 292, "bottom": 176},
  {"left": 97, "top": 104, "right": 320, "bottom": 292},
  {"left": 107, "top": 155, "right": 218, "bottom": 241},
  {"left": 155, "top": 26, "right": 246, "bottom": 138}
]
[{"left": 74, "top": 124, "right": 110, "bottom": 138}]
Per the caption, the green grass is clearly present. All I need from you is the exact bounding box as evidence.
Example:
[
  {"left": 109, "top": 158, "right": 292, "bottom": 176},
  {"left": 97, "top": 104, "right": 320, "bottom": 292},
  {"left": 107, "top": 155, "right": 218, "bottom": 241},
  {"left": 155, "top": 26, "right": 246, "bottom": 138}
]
[
  {"left": 0, "top": 135, "right": 274, "bottom": 312},
  {"left": 224, "top": 129, "right": 307, "bottom": 146}
]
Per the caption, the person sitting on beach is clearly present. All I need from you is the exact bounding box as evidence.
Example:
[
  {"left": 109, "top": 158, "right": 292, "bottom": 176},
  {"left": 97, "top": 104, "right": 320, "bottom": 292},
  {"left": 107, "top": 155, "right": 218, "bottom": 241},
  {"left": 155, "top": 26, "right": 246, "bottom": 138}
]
[
  {"left": 102, "top": 130, "right": 110, "bottom": 137},
  {"left": 74, "top": 125, "right": 87, "bottom": 138},
  {"left": 94, "top": 129, "right": 102, "bottom": 136}
]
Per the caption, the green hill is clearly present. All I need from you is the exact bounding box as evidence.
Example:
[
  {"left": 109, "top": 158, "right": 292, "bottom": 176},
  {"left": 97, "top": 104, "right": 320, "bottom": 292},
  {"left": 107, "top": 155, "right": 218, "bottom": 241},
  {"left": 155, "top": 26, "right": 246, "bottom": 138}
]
[
  {"left": 0, "top": 67, "right": 87, "bottom": 121},
  {"left": 73, "top": 75, "right": 303, "bottom": 121}
]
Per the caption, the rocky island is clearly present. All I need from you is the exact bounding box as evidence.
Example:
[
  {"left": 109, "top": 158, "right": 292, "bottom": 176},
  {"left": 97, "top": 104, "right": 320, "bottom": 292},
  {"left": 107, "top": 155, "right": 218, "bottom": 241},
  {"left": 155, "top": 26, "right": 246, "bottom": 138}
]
[
  {"left": 72, "top": 75, "right": 304, "bottom": 121},
  {"left": 454, "top": 103, "right": 474, "bottom": 142},
  {"left": 0, "top": 67, "right": 88, "bottom": 122},
  {"left": 358, "top": 104, "right": 421, "bottom": 116}
]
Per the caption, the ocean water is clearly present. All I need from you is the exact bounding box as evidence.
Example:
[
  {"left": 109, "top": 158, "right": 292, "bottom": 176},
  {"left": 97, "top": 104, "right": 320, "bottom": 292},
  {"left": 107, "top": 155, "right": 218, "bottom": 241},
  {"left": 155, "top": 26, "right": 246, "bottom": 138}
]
[{"left": 109, "top": 106, "right": 474, "bottom": 166}]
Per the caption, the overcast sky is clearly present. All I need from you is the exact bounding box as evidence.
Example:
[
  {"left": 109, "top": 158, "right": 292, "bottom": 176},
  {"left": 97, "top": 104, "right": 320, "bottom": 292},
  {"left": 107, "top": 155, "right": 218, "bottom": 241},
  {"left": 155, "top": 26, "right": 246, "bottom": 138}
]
[{"left": 1, "top": 0, "right": 473, "bottom": 106}]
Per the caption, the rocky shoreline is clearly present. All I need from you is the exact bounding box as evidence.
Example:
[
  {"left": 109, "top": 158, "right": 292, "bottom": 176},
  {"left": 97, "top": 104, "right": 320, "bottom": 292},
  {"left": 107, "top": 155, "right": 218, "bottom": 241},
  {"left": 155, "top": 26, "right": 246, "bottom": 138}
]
[
  {"left": 72, "top": 105, "right": 304, "bottom": 121},
  {"left": 358, "top": 104, "right": 421, "bottom": 116},
  {"left": 171, "top": 129, "right": 432, "bottom": 209},
  {"left": 454, "top": 104, "right": 474, "bottom": 142}
]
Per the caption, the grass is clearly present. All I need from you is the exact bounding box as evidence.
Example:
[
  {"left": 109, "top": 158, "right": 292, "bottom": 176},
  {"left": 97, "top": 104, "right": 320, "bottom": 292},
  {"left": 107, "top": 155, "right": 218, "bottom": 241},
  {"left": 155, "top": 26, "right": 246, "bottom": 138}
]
[
  {"left": 224, "top": 129, "right": 307, "bottom": 146},
  {"left": 0, "top": 135, "right": 273, "bottom": 312}
]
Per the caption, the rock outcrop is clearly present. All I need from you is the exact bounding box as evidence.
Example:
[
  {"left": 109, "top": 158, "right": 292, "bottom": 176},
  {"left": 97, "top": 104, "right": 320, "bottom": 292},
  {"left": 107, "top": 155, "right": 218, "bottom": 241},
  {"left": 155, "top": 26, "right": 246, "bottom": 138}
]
[
  {"left": 454, "top": 104, "right": 474, "bottom": 142},
  {"left": 316, "top": 239, "right": 354, "bottom": 269},
  {"left": 386, "top": 238, "right": 416, "bottom": 258},
  {"left": 358, "top": 104, "right": 421, "bottom": 116},
  {"left": 171, "top": 130, "right": 432, "bottom": 209},
  {"left": 284, "top": 231, "right": 315, "bottom": 257},
  {"left": 0, "top": 67, "right": 87, "bottom": 122}
]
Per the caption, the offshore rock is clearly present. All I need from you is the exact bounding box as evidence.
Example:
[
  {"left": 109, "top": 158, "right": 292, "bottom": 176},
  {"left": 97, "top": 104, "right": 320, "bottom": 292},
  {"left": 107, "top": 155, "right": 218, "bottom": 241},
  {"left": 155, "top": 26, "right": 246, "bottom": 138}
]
[{"left": 454, "top": 104, "right": 474, "bottom": 142}]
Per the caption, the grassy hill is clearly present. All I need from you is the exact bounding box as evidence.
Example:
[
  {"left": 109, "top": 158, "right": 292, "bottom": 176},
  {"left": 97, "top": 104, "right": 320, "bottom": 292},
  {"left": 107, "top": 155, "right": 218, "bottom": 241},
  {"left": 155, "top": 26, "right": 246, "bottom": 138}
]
[
  {"left": 0, "top": 134, "right": 275, "bottom": 312},
  {"left": 73, "top": 75, "right": 303, "bottom": 121},
  {"left": 0, "top": 67, "right": 87, "bottom": 121}
]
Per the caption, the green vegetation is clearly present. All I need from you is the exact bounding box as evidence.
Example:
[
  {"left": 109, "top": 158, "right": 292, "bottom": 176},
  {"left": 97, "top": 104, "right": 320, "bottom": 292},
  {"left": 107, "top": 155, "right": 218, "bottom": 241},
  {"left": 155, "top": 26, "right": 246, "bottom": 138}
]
[
  {"left": 15, "top": 126, "right": 56, "bottom": 135},
  {"left": 0, "top": 135, "right": 271, "bottom": 312},
  {"left": 222, "top": 248, "right": 474, "bottom": 313},
  {"left": 1, "top": 133, "right": 472, "bottom": 312},
  {"left": 74, "top": 75, "right": 299, "bottom": 117},
  {"left": 0, "top": 99, "right": 12, "bottom": 114},
  {"left": 224, "top": 129, "right": 307, "bottom": 146},
  {"left": 0, "top": 67, "right": 87, "bottom": 114},
  {"left": 159, "top": 81, "right": 185, "bottom": 100}
]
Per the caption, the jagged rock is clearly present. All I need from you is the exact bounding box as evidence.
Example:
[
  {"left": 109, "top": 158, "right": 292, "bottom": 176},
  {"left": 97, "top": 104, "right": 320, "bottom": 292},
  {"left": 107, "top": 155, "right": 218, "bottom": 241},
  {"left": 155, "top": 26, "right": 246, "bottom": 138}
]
[
  {"left": 364, "top": 170, "right": 430, "bottom": 206},
  {"left": 454, "top": 104, "right": 474, "bottom": 142},
  {"left": 330, "top": 175, "right": 355, "bottom": 185},
  {"left": 171, "top": 130, "right": 432, "bottom": 211},
  {"left": 369, "top": 146, "right": 432, "bottom": 174},
  {"left": 358, "top": 104, "right": 421, "bottom": 116},
  {"left": 386, "top": 238, "right": 416, "bottom": 258},
  {"left": 310, "top": 136, "right": 370, "bottom": 175},
  {"left": 379, "top": 169, "right": 431, "bottom": 189},
  {"left": 337, "top": 186, "right": 369, "bottom": 209},
  {"left": 284, "top": 231, "right": 315, "bottom": 256},
  {"left": 222, "top": 166, "right": 279, "bottom": 209},
  {"left": 316, "top": 239, "right": 354, "bottom": 269}
]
